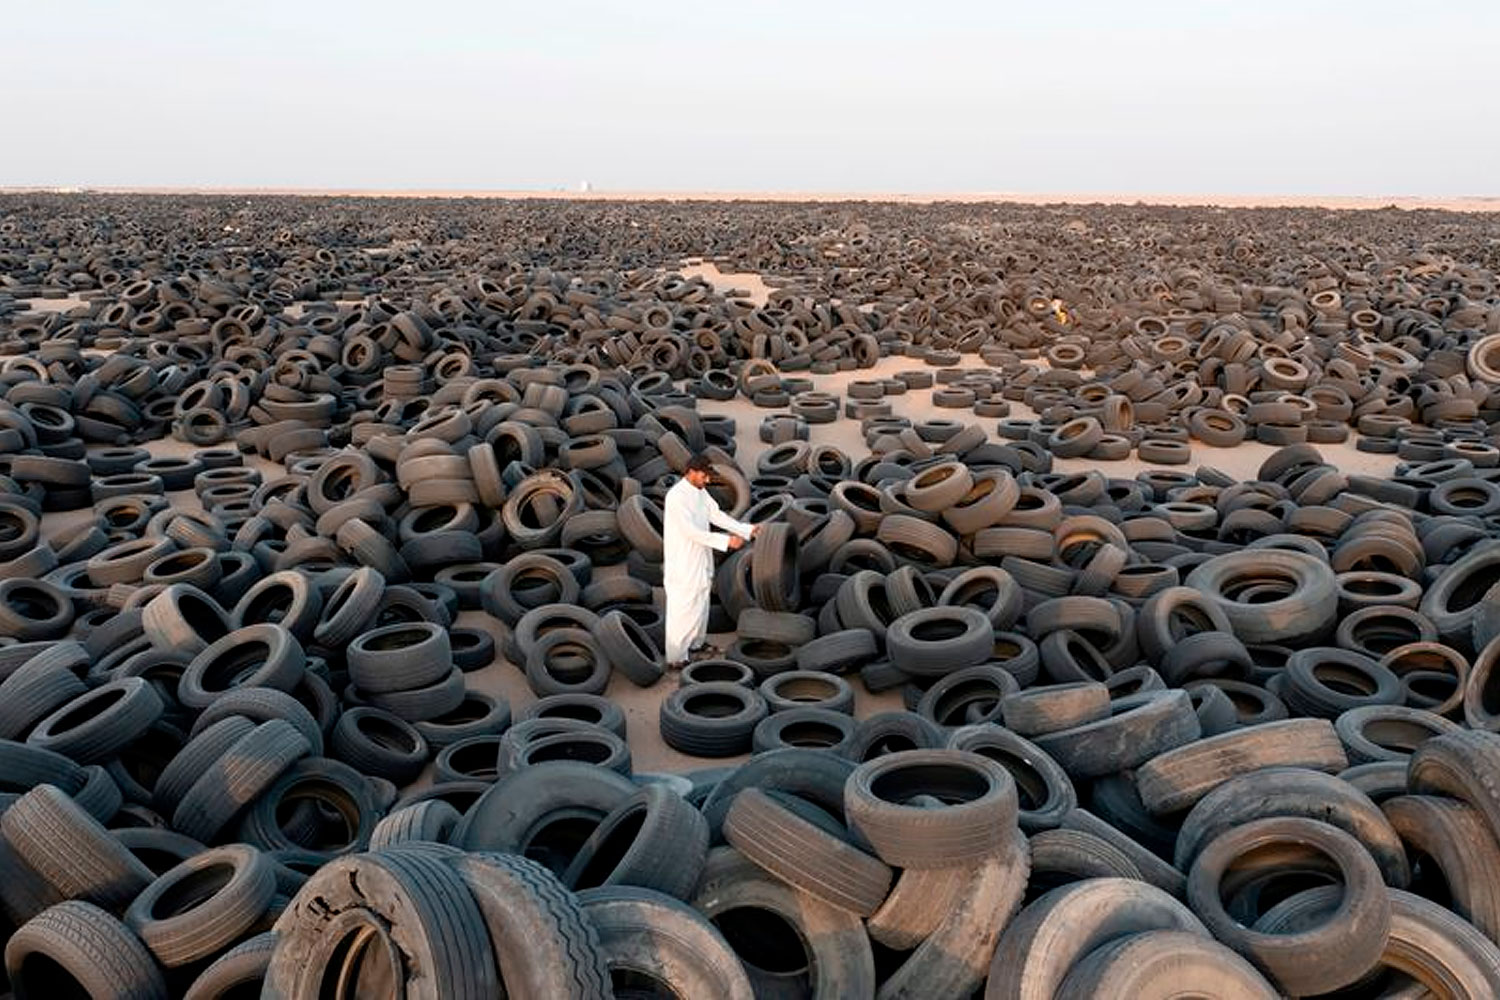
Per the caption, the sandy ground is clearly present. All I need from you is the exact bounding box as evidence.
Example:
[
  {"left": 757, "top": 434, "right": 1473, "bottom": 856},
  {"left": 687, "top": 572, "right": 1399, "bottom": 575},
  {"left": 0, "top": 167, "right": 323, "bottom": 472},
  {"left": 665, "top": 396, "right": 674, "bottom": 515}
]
[
  {"left": 21, "top": 263, "right": 1399, "bottom": 775},
  {"left": 6, "top": 187, "right": 1497, "bottom": 213}
]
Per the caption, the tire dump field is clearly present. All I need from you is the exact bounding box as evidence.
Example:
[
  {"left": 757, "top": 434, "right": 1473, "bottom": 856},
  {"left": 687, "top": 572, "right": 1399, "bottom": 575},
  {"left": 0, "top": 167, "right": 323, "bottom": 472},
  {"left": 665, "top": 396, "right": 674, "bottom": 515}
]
[{"left": 4, "top": 193, "right": 1500, "bottom": 998}]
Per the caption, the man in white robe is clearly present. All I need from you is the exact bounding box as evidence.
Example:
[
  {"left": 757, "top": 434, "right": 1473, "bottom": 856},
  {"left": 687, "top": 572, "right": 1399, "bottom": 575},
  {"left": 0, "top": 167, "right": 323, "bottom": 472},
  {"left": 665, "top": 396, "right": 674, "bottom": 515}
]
[{"left": 662, "top": 454, "right": 758, "bottom": 667}]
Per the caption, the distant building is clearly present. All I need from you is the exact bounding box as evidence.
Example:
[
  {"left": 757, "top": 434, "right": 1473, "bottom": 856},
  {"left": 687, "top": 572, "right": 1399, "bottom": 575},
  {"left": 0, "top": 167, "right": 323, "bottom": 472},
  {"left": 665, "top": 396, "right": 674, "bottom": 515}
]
[{"left": 579, "top": 180, "right": 592, "bottom": 193}]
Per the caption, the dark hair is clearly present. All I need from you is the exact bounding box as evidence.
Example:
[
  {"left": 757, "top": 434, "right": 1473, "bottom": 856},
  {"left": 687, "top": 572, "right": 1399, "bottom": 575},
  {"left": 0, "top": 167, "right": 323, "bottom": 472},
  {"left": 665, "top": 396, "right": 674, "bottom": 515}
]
[{"left": 685, "top": 454, "right": 714, "bottom": 474}]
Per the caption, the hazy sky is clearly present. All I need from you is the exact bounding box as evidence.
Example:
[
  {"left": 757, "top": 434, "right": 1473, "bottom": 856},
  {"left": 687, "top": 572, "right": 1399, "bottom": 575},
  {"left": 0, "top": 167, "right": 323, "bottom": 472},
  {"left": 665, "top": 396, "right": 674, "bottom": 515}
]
[{"left": 6, "top": 1, "right": 1496, "bottom": 195}]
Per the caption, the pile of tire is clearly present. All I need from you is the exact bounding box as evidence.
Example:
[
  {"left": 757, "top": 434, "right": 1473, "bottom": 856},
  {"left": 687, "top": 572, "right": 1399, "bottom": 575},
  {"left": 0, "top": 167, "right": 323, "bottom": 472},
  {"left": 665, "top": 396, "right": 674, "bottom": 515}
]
[{"left": 2, "top": 194, "right": 1500, "bottom": 994}]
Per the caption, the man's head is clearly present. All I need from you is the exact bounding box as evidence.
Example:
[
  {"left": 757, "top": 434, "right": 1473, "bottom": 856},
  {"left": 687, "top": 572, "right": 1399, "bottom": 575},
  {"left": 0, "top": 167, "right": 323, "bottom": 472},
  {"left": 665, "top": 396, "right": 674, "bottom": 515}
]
[{"left": 684, "top": 454, "right": 714, "bottom": 489}]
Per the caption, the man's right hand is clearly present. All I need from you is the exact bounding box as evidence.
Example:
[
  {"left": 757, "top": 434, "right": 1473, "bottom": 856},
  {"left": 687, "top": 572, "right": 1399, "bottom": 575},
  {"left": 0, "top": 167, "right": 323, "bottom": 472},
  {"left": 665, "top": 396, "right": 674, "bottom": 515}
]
[{"left": 726, "top": 534, "right": 745, "bottom": 551}]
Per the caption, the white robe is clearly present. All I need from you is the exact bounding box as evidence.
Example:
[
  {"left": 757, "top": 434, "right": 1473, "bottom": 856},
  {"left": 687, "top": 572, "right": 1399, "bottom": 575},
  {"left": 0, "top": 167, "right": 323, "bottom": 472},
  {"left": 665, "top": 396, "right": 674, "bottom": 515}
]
[{"left": 662, "top": 477, "right": 753, "bottom": 662}]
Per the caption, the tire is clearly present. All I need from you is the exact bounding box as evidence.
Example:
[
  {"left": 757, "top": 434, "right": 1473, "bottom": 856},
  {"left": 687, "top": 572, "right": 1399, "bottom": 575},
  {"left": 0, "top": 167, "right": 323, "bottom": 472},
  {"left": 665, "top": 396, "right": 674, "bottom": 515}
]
[
  {"left": 844, "top": 749, "right": 1018, "bottom": 868},
  {"left": 561, "top": 785, "right": 708, "bottom": 900},
  {"left": 140, "top": 583, "right": 230, "bottom": 657},
  {"left": 172, "top": 719, "right": 310, "bottom": 843},
  {"left": 153, "top": 716, "right": 257, "bottom": 815},
  {"left": 311, "top": 566, "right": 385, "bottom": 647},
  {"left": 1184, "top": 550, "right": 1338, "bottom": 646},
  {"left": 917, "top": 664, "right": 1020, "bottom": 727},
  {"left": 1335, "top": 704, "right": 1461, "bottom": 763},
  {"left": 986, "top": 877, "right": 1208, "bottom": 1000},
  {"left": 1283, "top": 646, "right": 1402, "bottom": 718},
  {"left": 1136, "top": 586, "right": 1233, "bottom": 665},
  {"left": 190, "top": 686, "right": 325, "bottom": 756},
  {"left": 232, "top": 570, "right": 324, "bottom": 640},
  {"left": 450, "top": 851, "right": 612, "bottom": 1000},
  {"left": 579, "top": 886, "right": 753, "bottom": 999},
  {"left": 1408, "top": 730, "right": 1500, "bottom": 845},
  {"left": 123, "top": 843, "right": 275, "bottom": 967},
  {"left": 1174, "top": 766, "right": 1409, "bottom": 888},
  {"left": 361, "top": 666, "right": 466, "bottom": 722},
  {"left": 1060, "top": 807, "right": 1187, "bottom": 899},
  {"left": 722, "top": 787, "right": 891, "bottom": 915},
  {"left": 329, "top": 707, "right": 429, "bottom": 784},
  {"left": 1000, "top": 682, "right": 1110, "bottom": 737},
  {"left": 1056, "top": 929, "right": 1278, "bottom": 998},
  {"left": 183, "top": 931, "right": 277, "bottom": 1000},
  {"left": 0, "top": 644, "right": 88, "bottom": 741},
  {"left": 1383, "top": 794, "right": 1500, "bottom": 940},
  {"left": 414, "top": 691, "right": 512, "bottom": 748},
  {"left": 5, "top": 900, "right": 169, "bottom": 1000},
  {"left": 524, "top": 628, "right": 611, "bottom": 697},
  {"left": 750, "top": 522, "right": 800, "bottom": 612},
  {"left": 1381, "top": 889, "right": 1500, "bottom": 1000},
  {"left": 659, "top": 681, "right": 769, "bottom": 758},
  {"left": 237, "top": 757, "right": 378, "bottom": 857},
  {"left": 2, "top": 783, "right": 155, "bottom": 911},
  {"left": 1134, "top": 717, "right": 1350, "bottom": 815},
  {"left": 847, "top": 711, "right": 946, "bottom": 762},
  {"left": 454, "top": 760, "right": 636, "bottom": 875},
  {"left": 264, "top": 847, "right": 498, "bottom": 999},
  {"left": 26, "top": 677, "right": 164, "bottom": 764},
  {"left": 177, "top": 623, "right": 305, "bottom": 711},
  {"left": 347, "top": 622, "right": 453, "bottom": 694},
  {"left": 945, "top": 724, "right": 1076, "bottom": 833},
  {"left": 518, "top": 692, "right": 626, "bottom": 737},
  {"left": 876, "top": 827, "right": 1032, "bottom": 1000},
  {"left": 1031, "top": 690, "right": 1201, "bottom": 780},
  {"left": 885, "top": 606, "right": 994, "bottom": 677},
  {"left": 759, "top": 670, "right": 855, "bottom": 715},
  {"left": 737, "top": 608, "right": 817, "bottom": 646},
  {"left": 1186, "top": 817, "right": 1391, "bottom": 996},
  {"left": 593, "top": 610, "right": 663, "bottom": 687},
  {"left": 691, "top": 846, "right": 875, "bottom": 998},
  {"left": 369, "top": 800, "right": 463, "bottom": 849},
  {"left": 698, "top": 747, "right": 856, "bottom": 842},
  {"left": 751, "top": 707, "right": 857, "bottom": 756}
]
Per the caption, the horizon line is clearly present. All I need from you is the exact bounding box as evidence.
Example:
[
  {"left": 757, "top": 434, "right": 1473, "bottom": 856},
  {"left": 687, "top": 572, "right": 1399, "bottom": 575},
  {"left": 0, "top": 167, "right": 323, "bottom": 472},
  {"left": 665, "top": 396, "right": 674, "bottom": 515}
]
[{"left": 1, "top": 186, "right": 1497, "bottom": 212}]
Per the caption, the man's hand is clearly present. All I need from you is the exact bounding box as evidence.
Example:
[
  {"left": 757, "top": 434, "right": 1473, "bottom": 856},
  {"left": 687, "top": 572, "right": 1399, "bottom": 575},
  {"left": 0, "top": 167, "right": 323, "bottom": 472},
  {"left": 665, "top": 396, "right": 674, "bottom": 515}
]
[
  {"left": 727, "top": 534, "right": 745, "bottom": 551},
  {"left": 750, "top": 524, "right": 763, "bottom": 539}
]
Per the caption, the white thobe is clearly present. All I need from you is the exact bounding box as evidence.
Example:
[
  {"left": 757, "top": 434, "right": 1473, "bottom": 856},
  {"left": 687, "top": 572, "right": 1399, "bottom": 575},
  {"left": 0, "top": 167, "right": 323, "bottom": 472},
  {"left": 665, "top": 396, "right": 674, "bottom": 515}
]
[{"left": 662, "top": 477, "right": 753, "bottom": 663}]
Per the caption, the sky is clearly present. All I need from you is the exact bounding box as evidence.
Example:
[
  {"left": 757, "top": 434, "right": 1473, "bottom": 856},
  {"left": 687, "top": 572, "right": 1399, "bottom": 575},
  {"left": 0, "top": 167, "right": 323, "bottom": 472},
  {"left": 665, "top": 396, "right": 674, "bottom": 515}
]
[{"left": 4, "top": 0, "right": 1496, "bottom": 196}]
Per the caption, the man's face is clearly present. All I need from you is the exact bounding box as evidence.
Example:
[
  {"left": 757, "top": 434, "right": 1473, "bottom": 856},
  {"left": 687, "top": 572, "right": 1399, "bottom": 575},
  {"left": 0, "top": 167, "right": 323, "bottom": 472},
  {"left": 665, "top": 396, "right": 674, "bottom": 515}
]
[{"left": 686, "top": 468, "right": 710, "bottom": 489}]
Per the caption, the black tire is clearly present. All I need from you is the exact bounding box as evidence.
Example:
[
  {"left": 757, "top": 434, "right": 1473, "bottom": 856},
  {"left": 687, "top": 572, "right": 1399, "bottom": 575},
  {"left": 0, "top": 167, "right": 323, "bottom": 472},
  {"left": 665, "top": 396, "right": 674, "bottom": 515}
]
[
  {"left": 237, "top": 756, "right": 378, "bottom": 857},
  {"left": 885, "top": 606, "right": 994, "bottom": 677},
  {"left": 2, "top": 783, "right": 155, "bottom": 911},
  {"left": 844, "top": 749, "right": 1019, "bottom": 868},
  {"left": 451, "top": 851, "right": 613, "bottom": 1000},
  {"left": 369, "top": 800, "right": 463, "bottom": 849},
  {"left": 123, "top": 843, "right": 275, "bottom": 967},
  {"left": 361, "top": 666, "right": 466, "bottom": 722},
  {"left": 525, "top": 628, "right": 611, "bottom": 697},
  {"left": 751, "top": 707, "right": 858, "bottom": 756},
  {"left": 659, "top": 681, "right": 769, "bottom": 758},
  {"left": 413, "top": 691, "right": 512, "bottom": 748},
  {"left": 518, "top": 692, "right": 627, "bottom": 737},
  {"left": 182, "top": 931, "right": 276, "bottom": 1000},
  {"left": 1031, "top": 690, "right": 1202, "bottom": 780},
  {"left": 945, "top": 724, "right": 1077, "bottom": 833},
  {"left": 263, "top": 847, "right": 498, "bottom": 999},
  {"left": 5, "top": 900, "right": 168, "bottom": 1000},
  {"left": 153, "top": 716, "right": 256, "bottom": 815},
  {"left": 691, "top": 846, "right": 876, "bottom": 997},
  {"left": 171, "top": 720, "right": 310, "bottom": 843},
  {"left": 917, "top": 663, "right": 1020, "bottom": 728},
  {"left": 177, "top": 623, "right": 305, "bottom": 711},
  {"left": 0, "top": 644, "right": 88, "bottom": 741},
  {"left": 454, "top": 760, "right": 637, "bottom": 876},
  {"left": 26, "top": 677, "right": 164, "bottom": 764},
  {"left": 562, "top": 785, "right": 709, "bottom": 900},
  {"left": 347, "top": 621, "right": 453, "bottom": 694},
  {"left": 449, "top": 626, "right": 496, "bottom": 671},
  {"left": 750, "top": 522, "right": 800, "bottom": 612},
  {"left": 759, "top": 670, "right": 854, "bottom": 715},
  {"left": 190, "top": 686, "right": 325, "bottom": 756},
  {"left": 328, "top": 707, "right": 429, "bottom": 784},
  {"left": 593, "top": 610, "right": 663, "bottom": 687},
  {"left": 1184, "top": 550, "right": 1338, "bottom": 646},
  {"left": 578, "top": 886, "right": 753, "bottom": 1000},
  {"left": 722, "top": 787, "right": 891, "bottom": 914}
]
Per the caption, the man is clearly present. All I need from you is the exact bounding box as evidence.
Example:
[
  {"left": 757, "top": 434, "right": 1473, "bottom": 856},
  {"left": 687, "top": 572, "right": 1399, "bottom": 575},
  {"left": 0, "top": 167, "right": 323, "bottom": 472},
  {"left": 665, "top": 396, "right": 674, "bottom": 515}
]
[{"left": 662, "top": 453, "right": 759, "bottom": 668}]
